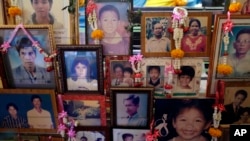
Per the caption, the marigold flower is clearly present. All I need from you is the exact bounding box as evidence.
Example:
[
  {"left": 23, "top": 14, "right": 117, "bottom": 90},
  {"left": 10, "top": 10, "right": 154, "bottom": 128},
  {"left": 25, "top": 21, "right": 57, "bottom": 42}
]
[
  {"left": 229, "top": 2, "right": 241, "bottom": 13},
  {"left": 91, "top": 29, "right": 104, "bottom": 40},
  {"left": 8, "top": 6, "right": 22, "bottom": 16},
  {"left": 175, "top": 0, "right": 187, "bottom": 6},
  {"left": 171, "top": 49, "right": 184, "bottom": 58},
  {"left": 208, "top": 127, "right": 222, "bottom": 137},
  {"left": 217, "top": 64, "right": 233, "bottom": 75}
]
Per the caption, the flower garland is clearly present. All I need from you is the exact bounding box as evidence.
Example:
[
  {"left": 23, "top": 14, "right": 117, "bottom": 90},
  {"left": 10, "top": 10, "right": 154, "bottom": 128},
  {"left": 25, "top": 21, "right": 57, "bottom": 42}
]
[
  {"left": 129, "top": 53, "right": 143, "bottom": 87},
  {"left": 164, "top": 64, "right": 174, "bottom": 97},
  {"left": 229, "top": 0, "right": 241, "bottom": 13},
  {"left": 87, "top": 0, "right": 104, "bottom": 44},
  {"left": 8, "top": 0, "right": 22, "bottom": 24},
  {"left": 57, "top": 111, "right": 78, "bottom": 141},
  {"left": 0, "top": 24, "right": 57, "bottom": 72},
  {"left": 217, "top": 11, "right": 233, "bottom": 76},
  {"left": 169, "top": 7, "right": 188, "bottom": 73},
  {"left": 146, "top": 119, "right": 160, "bottom": 141},
  {"left": 208, "top": 80, "right": 225, "bottom": 141}
]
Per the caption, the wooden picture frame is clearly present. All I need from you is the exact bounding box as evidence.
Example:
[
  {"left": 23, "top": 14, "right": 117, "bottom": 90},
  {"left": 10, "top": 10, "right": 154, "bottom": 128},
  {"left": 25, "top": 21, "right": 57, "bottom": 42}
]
[
  {"left": 207, "top": 14, "right": 250, "bottom": 96},
  {"left": 87, "top": 0, "right": 132, "bottom": 56},
  {"left": 75, "top": 126, "right": 109, "bottom": 141},
  {"left": 141, "top": 12, "right": 172, "bottom": 57},
  {"left": 154, "top": 98, "right": 214, "bottom": 141},
  {"left": 0, "top": 89, "right": 58, "bottom": 133},
  {"left": 57, "top": 45, "right": 103, "bottom": 94},
  {"left": 60, "top": 94, "right": 107, "bottom": 126},
  {"left": 110, "top": 87, "right": 154, "bottom": 128},
  {"left": 20, "top": 135, "right": 39, "bottom": 141},
  {"left": 17, "top": 0, "right": 71, "bottom": 44},
  {"left": 220, "top": 81, "right": 250, "bottom": 125},
  {"left": 112, "top": 128, "right": 150, "bottom": 141},
  {"left": 0, "top": 25, "right": 56, "bottom": 89},
  {"left": 0, "top": 0, "right": 5, "bottom": 24}
]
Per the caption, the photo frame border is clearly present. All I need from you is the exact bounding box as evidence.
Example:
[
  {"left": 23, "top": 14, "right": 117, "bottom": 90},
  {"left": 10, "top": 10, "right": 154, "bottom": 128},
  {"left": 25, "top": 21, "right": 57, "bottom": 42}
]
[
  {"left": 0, "top": 89, "right": 58, "bottom": 133},
  {"left": 110, "top": 87, "right": 154, "bottom": 128},
  {"left": 75, "top": 126, "right": 110, "bottom": 141},
  {"left": 60, "top": 94, "right": 107, "bottom": 126},
  {"left": 207, "top": 14, "right": 250, "bottom": 96},
  {"left": 57, "top": 45, "right": 103, "bottom": 94}
]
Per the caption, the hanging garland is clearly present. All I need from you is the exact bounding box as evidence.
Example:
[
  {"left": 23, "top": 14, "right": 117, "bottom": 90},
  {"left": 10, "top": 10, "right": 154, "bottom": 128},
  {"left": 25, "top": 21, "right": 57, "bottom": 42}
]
[{"left": 229, "top": 0, "right": 241, "bottom": 13}]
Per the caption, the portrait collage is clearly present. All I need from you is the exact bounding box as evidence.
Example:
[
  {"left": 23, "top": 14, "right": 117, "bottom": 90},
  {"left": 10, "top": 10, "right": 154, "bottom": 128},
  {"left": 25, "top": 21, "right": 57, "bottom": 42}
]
[{"left": 0, "top": 0, "right": 249, "bottom": 141}]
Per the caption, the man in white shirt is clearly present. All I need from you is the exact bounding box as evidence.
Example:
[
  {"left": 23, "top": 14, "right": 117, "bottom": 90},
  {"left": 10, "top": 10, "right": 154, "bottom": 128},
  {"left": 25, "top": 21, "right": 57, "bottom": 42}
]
[{"left": 27, "top": 95, "right": 53, "bottom": 129}]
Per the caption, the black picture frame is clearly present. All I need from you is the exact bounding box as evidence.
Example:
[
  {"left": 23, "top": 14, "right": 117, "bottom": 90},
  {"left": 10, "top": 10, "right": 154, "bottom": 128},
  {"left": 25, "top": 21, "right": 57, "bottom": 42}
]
[{"left": 57, "top": 45, "right": 103, "bottom": 94}]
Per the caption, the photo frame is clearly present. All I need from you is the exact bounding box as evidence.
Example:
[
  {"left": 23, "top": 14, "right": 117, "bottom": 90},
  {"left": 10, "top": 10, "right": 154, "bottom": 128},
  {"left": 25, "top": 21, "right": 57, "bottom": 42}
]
[
  {"left": 112, "top": 128, "right": 150, "bottom": 141},
  {"left": 154, "top": 98, "right": 214, "bottom": 141},
  {"left": 0, "top": 25, "right": 56, "bottom": 89},
  {"left": 60, "top": 94, "right": 107, "bottom": 126},
  {"left": 18, "top": 0, "right": 71, "bottom": 44},
  {"left": 0, "top": 89, "right": 58, "bottom": 133},
  {"left": 105, "top": 56, "right": 133, "bottom": 88},
  {"left": 110, "top": 87, "right": 154, "bottom": 128},
  {"left": 207, "top": 14, "right": 250, "bottom": 96},
  {"left": 57, "top": 45, "right": 103, "bottom": 94},
  {"left": 75, "top": 126, "right": 109, "bottom": 141},
  {"left": 141, "top": 12, "right": 172, "bottom": 57},
  {"left": 220, "top": 81, "right": 250, "bottom": 125},
  {"left": 20, "top": 135, "right": 39, "bottom": 141},
  {"left": 0, "top": 0, "right": 5, "bottom": 24},
  {"left": 87, "top": 0, "right": 132, "bottom": 56}
]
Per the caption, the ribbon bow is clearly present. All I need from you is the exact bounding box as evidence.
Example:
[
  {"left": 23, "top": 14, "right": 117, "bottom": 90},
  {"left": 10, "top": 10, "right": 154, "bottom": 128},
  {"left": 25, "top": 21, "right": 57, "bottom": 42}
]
[
  {"left": 146, "top": 130, "right": 160, "bottom": 141},
  {"left": 223, "top": 12, "right": 233, "bottom": 34}
]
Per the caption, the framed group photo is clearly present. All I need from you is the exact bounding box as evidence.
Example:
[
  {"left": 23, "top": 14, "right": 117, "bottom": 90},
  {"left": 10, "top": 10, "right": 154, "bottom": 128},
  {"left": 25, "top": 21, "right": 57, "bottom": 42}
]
[
  {"left": 110, "top": 87, "right": 154, "bottom": 128},
  {"left": 220, "top": 81, "right": 250, "bottom": 125},
  {"left": 57, "top": 45, "right": 103, "bottom": 93},
  {"left": 0, "top": 25, "right": 56, "bottom": 89},
  {"left": 208, "top": 14, "right": 250, "bottom": 95},
  {"left": 87, "top": 0, "right": 131, "bottom": 56},
  {"left": 60, "top": 94, "right": 106, "bottom": 126},
  {"left": 154, "top": 98, "right": 215, "bottom": 141},
  {"left": 0, "top": 89, "right": 57, "bottom": 133}
]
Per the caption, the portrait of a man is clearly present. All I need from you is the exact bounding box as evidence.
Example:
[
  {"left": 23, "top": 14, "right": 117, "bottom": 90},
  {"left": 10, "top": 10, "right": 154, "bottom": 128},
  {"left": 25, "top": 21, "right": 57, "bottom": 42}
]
[
  {"left": 221, "top": 87, "right": 250, "bottom": 124},
  {"left": 3, "top": 28, "right": 55, "bottom": 88},
  {"left": 145, "top": 17, "right": 171, "bottom": 53},
  {"left": 116, "top": 93, "right": 148, "bottom": 127}
]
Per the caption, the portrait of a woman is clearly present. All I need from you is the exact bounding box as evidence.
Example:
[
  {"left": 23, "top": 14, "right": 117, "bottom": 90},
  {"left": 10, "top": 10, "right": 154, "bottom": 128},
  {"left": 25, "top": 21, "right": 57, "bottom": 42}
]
[
  {"left": 67, "top": 57, "right": 98, "bottom": 91},
  {"left": 181, "top": 18, "right": 206, "bottom": 52}
]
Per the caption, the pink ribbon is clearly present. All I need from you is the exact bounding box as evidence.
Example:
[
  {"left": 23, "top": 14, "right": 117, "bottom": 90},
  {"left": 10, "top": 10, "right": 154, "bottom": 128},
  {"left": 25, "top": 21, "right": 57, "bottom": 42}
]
[
  {"left": 67, "top": 127, "right": 76, "bottom": 138},
  {"left": 57, "top": 123, "right": 66, "bottom": 133},
  {"left": 58, "top": 111, "right": 67, "bottom": 119},
  {"left": 0, "top": 42, "right": 11, "bottom": 53},
  {"left": 223, "top": 11, "right": 233, "bottom": 34},
  {"left": 86, "top": 0, "right": 97, "bottom": 15},
  {"left": 129, "top": 53, "right": 143, "bottom": 64}
]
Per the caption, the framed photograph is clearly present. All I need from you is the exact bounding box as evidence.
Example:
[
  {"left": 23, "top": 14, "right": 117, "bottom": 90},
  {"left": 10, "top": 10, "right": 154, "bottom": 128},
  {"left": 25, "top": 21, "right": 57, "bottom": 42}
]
[
  {"left": 172, "top": 58, "right": 203, "bottom": 97},
  {"left": 110, "top": 87, "right": 154, "bottom": 128},
  {"left": 141, "top": 12, "right": 172, "bottom": 57},
  {"left": 20, "top": 135, "right": 39, "bottom": 141},
  {"left": 0, "top": 89, "right": 58, "bottom": 133},
  {"left": 220, "top": 81, "right": 250, "bottom": 125},
  {"left": 181, "top": 12, "right": 212, "bottom": 57},
  {"left": 0, "top": 132, "right": 17, "bottom": 141},
  {"left": 61, "top": 94, "right": 106, "bottom": 126},
  {"left": 57, "top": 45, "right": 103, "bottom": 94},
  {"left": 208, "top": 14, "right": 250, "bottom": 95},
  {"left": 17, "top": 0, "right": 71, "bottom": 44},
  {"left": 75, "top": 126, "right": 109, "bottom": 141},
  {"left": 112, "top": 128, "right": 150, "bottom": 141},
  {"left": 154, "top": 98, "right": 214, "bottom": 141},
  {"left": 141, "top": 57, "right": 172, "bottom": 91},
  {"left": 0, "top": 25, "right": 56, "bottom": 89},
  {"left": 87, "top": 0, "right": 131, "bottom": 56}
]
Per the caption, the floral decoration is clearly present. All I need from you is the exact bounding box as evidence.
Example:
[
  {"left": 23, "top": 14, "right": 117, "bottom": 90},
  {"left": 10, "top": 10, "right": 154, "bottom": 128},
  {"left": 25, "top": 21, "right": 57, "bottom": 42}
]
[
  {"left": 229, "top": 0, "right": 241, "bottom": 13},
  {"left": 146, "top": 119, "right": 160, "bottom": 141},
  {"left": 170, "top": 7, "right": 188, "bottom": 73},
  {"left": 208, "top": 127, "right": 223, "bottom": 138},
  {"left": 129, "top": 53, "right": 144, "bottom": 87},
  {"left": 8, "top": 6, "right": 22, "bottom": 16},
  {"left": 164, "top": 64, "right": 174, "bottom": 96},
  {"left": 217, "top": 11, "right": 233, "bottom": 76},
  {"left": 174, "top": 0, "right": 188, "bottom": 6}
]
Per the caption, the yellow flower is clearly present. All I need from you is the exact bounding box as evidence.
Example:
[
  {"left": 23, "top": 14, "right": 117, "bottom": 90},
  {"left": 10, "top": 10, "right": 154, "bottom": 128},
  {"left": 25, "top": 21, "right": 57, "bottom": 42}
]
[
  {"left": 171, "top": 49, "right": 184, "bottom": 58},
  {"left": 208, "top": 127, "right": 222, "bottom": 137},
  {"left": 229, "top": 2, "right": 241, "bottom": 13},
  {"left": 8, "top": 6, "right": 22, "bottom": 16},
  {"left": 79, "top": 0, "right": 85, "bottom": 7},
  {"left": 217, "top": 64, "right": 233, "bottom": 75},
  {"left": 91, "top": 29, "right": 104, "bottom": 40},
  {"left": 175, "top": 0, "right": 187, "bottom": 6}
]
